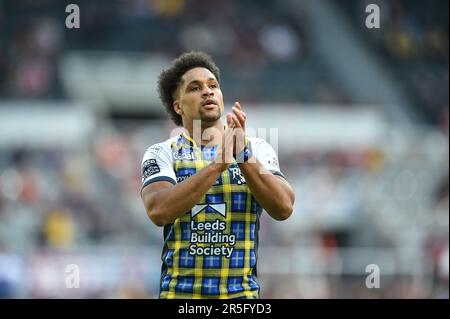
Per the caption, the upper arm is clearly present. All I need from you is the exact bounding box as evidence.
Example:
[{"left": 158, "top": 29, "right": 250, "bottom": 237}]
[
  {"left": 252, "top": 138, "right": 285, "bottom": 178},
  {"left": 275, "top": 175, "right": 295, "bottom": 202},
  {"left": 141, "top": 180, "right": 174, "bottom": 208},
  {"left": 140, "top": 142, "right": 177, "bottom": 203},
  {"left": 140, "top": 143, "right": 176, "bottom": 193},
  {"left": 253, "top": 138, "right": 295, "bottom": 203}
]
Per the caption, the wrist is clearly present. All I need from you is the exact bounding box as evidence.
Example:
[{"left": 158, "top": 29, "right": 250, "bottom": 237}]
[
  {"left": 210, "top": 161, "right": 229, "bottom": 173},
  {"left": 235, "top": 139, "right": 252, "bottom": 164}
]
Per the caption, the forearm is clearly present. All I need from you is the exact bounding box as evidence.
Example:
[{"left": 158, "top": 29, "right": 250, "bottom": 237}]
[
  {"left": 238, "top": 158, "right": 294, "bottom": 220},
  {"left": 144, "top": 163, "right": 224, "bottom": 226}
]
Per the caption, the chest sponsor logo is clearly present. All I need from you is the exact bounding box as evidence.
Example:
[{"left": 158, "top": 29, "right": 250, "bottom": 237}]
[
  {"left": 191, "top": 203, "right": 226, "bottom": 218},
  {"left": 189, "top": 203, "right": 235, "bottom": 258},
  {"left": 173, "top": 151, "right": 197, "bottom": 161}
]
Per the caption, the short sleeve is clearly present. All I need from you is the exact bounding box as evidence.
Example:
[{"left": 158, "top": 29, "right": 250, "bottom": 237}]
[
  {"left": 251, "top": 138, "right": 285, "bottom": 179},
  {"left": 141, "top": 143, "right": 176, "bottom": 191}
]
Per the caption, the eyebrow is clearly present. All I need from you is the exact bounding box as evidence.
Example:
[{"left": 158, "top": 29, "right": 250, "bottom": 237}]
[{"left": 185, "top": 78, "right": 218, "bottom": 87}]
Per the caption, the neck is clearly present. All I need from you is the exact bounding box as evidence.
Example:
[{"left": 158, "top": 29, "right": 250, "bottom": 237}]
[{"left": 184, "top": 119, "right": 224, "bottom": 146}]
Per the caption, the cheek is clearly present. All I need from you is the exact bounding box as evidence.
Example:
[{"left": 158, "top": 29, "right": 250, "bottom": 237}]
[
  {"left": 216, "top": 90, "right": 224, "bottom": 104},
  {"left": 181, "top": 95, "right": 200, "bottom": 113}
]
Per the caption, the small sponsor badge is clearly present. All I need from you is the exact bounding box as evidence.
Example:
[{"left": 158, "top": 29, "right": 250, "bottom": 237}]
[{"left": 142, "top": 159, "right": 160, "bottom": 179}]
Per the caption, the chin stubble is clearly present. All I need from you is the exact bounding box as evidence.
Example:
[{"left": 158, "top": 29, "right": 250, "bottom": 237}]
[{"left": 200, "top": 108, "right": 221, "bottom": 122}]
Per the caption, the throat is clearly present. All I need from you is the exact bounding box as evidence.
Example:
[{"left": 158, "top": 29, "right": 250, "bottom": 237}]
[{"left": 186, "top": 120, "right": 224, "bottom": 147}]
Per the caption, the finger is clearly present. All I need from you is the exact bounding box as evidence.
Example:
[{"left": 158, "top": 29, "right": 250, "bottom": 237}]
[
  {"left": 235, "top": 102, "right": 247, "bottom": 117},
  {"left": 223, "top": 128, "right": 235, "bottom": 163},
  {"left": 224, "top": 117, "right": 235, "bottom": 141},
  {"left": 232, "top": 107, "right": 246, "bottom": 126},
  {"left": 229, "top": 114, "right": 241, "bottom": 128},
  {"left": 232, "top": 106, "right": 246, "bottom": 119},
  {"left": 224, "top": 132, "right": 233, "bottom": 150},
  {"left": 226, "top": 114, "right": 235, "bottom": 128},
  {"left": 231, "top": 115, "right": 242, "bottom": 129}
]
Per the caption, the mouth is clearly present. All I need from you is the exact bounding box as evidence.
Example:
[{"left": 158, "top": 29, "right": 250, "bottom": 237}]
[{"left": 202, "top": 99, "right": 218, "bottom": 109}]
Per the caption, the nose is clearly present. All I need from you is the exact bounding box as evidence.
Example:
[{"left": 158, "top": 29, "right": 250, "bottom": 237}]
[{"left": 202, "top": 85, "right": 214, "bottom": 97}]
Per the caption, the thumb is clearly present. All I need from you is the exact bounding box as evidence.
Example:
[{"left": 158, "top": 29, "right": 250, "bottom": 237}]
[{"left": 226, "top": 114, "right": 234, "bottom": 128}]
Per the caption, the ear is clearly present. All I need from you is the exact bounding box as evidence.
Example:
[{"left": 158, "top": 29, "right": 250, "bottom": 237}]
[{"left": 173, "top": 100, "right": 182, "bottom": 115}]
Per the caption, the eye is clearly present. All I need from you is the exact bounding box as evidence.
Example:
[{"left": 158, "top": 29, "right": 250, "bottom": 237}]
[
  {"left": 209, "top": 83, "right": 218, "bottom": 89},
  {"left": 190, "top": 86, "right": 200, "bottom": 91}
]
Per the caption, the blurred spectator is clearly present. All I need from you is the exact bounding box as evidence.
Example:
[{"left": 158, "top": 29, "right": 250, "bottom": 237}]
[
  {"left": 153, "top": 0, "right": 185, "bottom": 18},
  {"left": 259, "top": 23, "right": 301, "bottom": 61},
  {"left": 42, "top": 208, "right": 74, "bottom": 248}
]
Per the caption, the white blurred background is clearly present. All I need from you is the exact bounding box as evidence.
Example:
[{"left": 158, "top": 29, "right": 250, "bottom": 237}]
[{"left": 0, "top": 0, "right": 448, "bottom": 298}]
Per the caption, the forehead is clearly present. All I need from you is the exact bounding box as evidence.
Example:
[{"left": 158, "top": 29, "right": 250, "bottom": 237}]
[{"left": 181, "top": 67, "right": 217, "bottom": 85}]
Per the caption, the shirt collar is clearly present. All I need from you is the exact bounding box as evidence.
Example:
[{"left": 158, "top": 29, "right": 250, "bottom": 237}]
[{"left": 181, "top": 125, "right": 227, "bottom": 148}]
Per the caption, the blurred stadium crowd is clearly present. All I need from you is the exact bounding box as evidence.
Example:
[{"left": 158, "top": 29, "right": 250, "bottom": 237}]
[
  {"left": 0, "top": 0, "right": 349, "bottom": 103},
  {"left": 344, "top": 0, "right": 448, "bottom": 125},
  {"left": 0, "top": 0, "right": 448, "bottom": 298}
]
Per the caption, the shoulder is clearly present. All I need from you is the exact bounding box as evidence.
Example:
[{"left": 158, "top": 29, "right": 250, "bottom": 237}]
[
  {"left": 248, "top": 136, "right": 283, "bottom": 175},
  {"left": 247, "top": 137, "right": 267, "bottom": 144},
  {"left": 144, "top": 135, "right": 179, "bottom": 154},
  {"left": 247, "top": 137, "right": 276, "bottom": 152},
  {"left": 248, "top": 137, "right": 280, "bottom": 165},
  {"left": 142, "top": 135, "right": 180, "bottom": 163}
]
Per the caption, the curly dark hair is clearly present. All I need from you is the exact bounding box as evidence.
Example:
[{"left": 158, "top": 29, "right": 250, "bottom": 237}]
[{"left": 157, "top": 51, "right": 221, "bottom": 126}]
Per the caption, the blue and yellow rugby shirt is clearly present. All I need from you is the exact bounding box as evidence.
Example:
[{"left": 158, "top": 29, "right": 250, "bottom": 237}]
[{"left": 141, "top": 132, "right": 284, "bottom": 299}]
